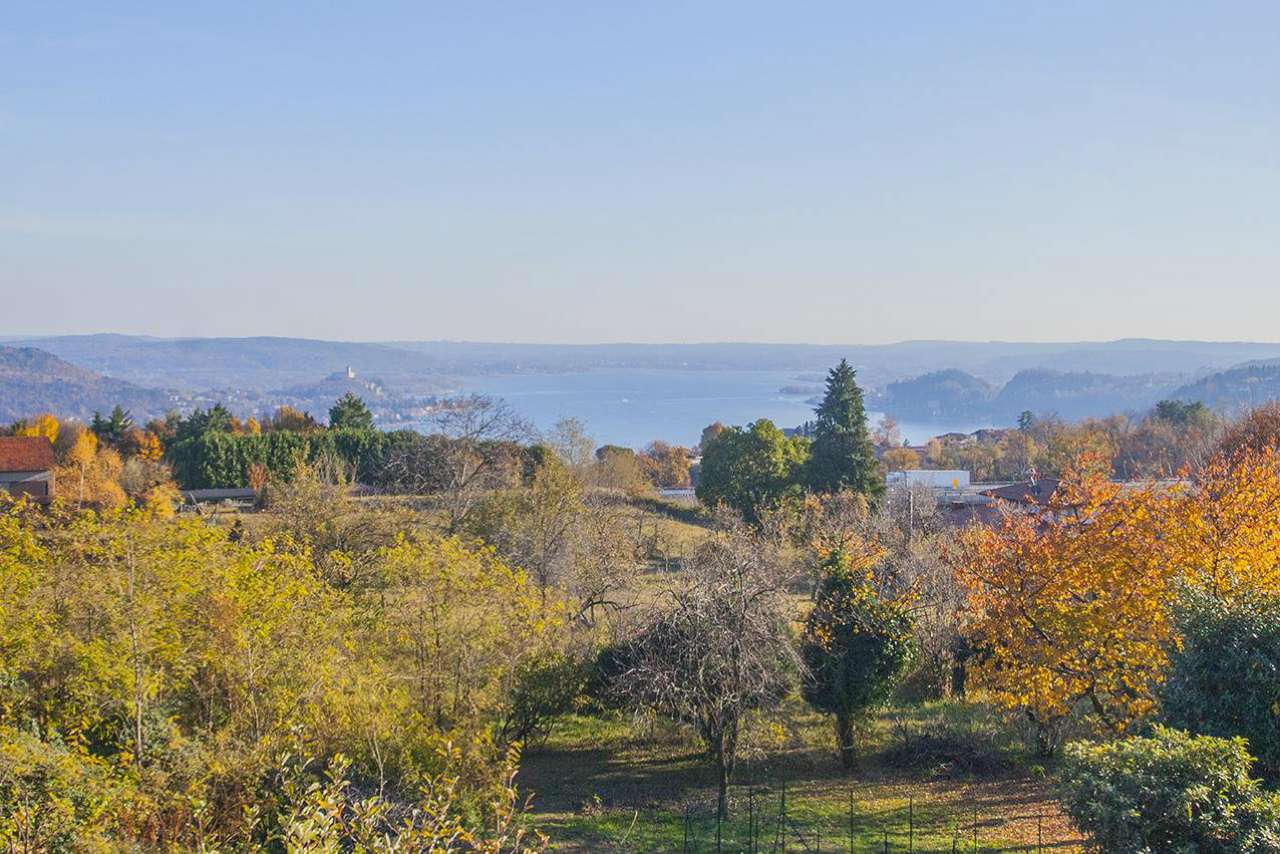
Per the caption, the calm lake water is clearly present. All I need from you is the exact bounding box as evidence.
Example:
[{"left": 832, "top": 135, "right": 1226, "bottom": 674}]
[{"left": 443, "top": 369, "right": 998, "bottom": 449}]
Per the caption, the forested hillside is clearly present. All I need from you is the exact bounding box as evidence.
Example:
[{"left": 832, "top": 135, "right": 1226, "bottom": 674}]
[
  {"left": 874, "top": 366, "right": 1182, "bottom": 422},
  {"left": 0, "top": 345, "right": 176, "bottom": 422},
  {"left": 1170, "top": 360, "right": 1280, "bottom": 412}
]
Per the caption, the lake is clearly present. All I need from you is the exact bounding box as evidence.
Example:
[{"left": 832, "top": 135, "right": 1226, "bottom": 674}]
[{"left": 442, "top": 369, "right": 999, "bottom": 449}]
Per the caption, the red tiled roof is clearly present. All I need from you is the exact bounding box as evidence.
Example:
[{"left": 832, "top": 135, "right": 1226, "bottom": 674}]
[{"left": 0, "top": 436, "right": 56, "bottom": 472}]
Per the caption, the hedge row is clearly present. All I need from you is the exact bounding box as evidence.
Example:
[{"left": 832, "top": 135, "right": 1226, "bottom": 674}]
[{"left": 168, "top": 429, "right": 546, "bottom": 491}]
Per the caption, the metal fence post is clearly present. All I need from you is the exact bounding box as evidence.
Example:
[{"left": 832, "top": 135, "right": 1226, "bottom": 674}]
[
  {"left": 777, "top": 779, "right": 787, "bottom": 852},
  {"left": 908, "top": 796, "right": 913, "bottom": 853},
  {"left": 848, "top": 789, "right": 854, "bottom": 854}
]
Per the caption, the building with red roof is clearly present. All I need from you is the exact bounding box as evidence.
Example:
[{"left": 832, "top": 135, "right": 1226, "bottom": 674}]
[{"left": 0, "top": 436, "right": 56, "bottom": 501}]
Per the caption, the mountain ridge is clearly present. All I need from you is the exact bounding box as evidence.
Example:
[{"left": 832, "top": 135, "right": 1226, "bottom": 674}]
[
  {"left": 16, "top": 334, "right": 1280, "bottom": 391},
  {"left": 0, "top": 346, "right": 178, "bottom": 423}
]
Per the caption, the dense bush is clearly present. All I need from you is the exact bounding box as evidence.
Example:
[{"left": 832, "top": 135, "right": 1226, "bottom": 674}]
[
  {"left": 0, "top": 504, "right": 562, "bottom": 848},
  {"left": 269, "top": 749, "right": 543, "bottom": 852},
  {"left": 1163, "top": 590, "right": 1280, "bottom": 781},
  {"left": 498, "top": 652, "right": 587, "bottom": 747},
  {"left": 1061, "top": 726, "right": 1280, "bottom": 853},
  {"left": 167, "top": 428, "right": 390, "bottom": 489},
  {"left": 0, "top": 727, "right": 115, "bottom": 852}
]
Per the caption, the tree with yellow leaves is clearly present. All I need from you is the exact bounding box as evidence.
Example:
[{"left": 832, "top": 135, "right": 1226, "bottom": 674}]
[
  {"left": 0, "top": 501, "right": 552, "bottom": 848},
  {"left": 14, "top": 413, "right": 59, "bottom": 444},
  {"left": 954, "top": 446, "right": 1280, "bottom": 753},
  {"left": 881, "top": 445, "right": 920, "bottom": 473},
  {"left": 54, "top": 428, "right": 126, "bottom": 510},
  {"left": 952, "top": 465, "right": 1175, "bottom": 752},
  {"left": 59, "top": 428, "right": 97, "bottom": 507},
  {"left": 135, "top": 430, "right": 165, "bottom": 462},
  {"left": 1162, "top": 445, "right": 1280, "bottom": 601}
]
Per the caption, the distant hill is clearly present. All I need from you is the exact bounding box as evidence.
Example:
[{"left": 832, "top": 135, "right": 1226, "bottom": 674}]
[
  {"left": 873, "top": 367, "right": 1181, "bottom": 423},
  {"left": 974, "top": 339, "right": 1280, "bottom": 381},
  {"left": 268, "top": 370, "right": 409, "bottom": 424},
  {"left": 10, "top": 335, "right": 456, "bottom": 393},
  {"left": 990, "top": 369, "right": 1179, "bottom": 421},
  {"left": 14, "top": 335, "right": 1280, "bottom": 395},
  {"left": 0, "top": 346, "right": 178, "bottom": 423},
  {"left": 7, "top": 338, "right": 463, "bottom": 396},
  {"left": 873, "top": 370, "right": 995, "bottom": 419},
  {"left": 10, "top": 335, "right": 1280, "bottom": 429},
  {"left": 1170, "top": 361, "right": 1280, "bottom": 413}
]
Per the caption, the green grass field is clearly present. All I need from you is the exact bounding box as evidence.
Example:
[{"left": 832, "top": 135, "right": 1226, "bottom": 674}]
[{"left": 521, "top": 699, "right": 1085, "bottom": 852}]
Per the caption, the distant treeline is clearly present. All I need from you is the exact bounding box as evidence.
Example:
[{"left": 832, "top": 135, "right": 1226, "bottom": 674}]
[{"left": 158, "top": 395, "right": 693, "bottom": 493}]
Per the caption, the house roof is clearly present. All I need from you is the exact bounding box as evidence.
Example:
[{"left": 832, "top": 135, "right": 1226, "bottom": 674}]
[
  {"left": 0, "top": 436, "right": 56, "bottom": 473},
  {"left": 980, "top": 478, "right": 1062, "bottom": 505}
]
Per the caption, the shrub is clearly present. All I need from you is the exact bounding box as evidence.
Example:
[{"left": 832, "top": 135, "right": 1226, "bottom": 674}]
[
  {"left": 882, "top": 700, "right": 1018, "bottom": 777},
  {"left": 581, "top": 641, "right": 635, "bottom": 713},
  {"left": 0, "top": 728, "right": 116, "bottom": 853},
  {"left": 1163, "top": 590, "right": 1280, "bottom": 780},
  {"left": 270, "top": 748, "right": 544, "bottom": 852},
  {"left": 498, "top": 652, "right": 586, "bottom": 748},
  {"left": 1061, "top": 726, "right": 1280, "bottom": 853},
  {"left": 800, "top": 548, "right": 914, "bottom": 769}
]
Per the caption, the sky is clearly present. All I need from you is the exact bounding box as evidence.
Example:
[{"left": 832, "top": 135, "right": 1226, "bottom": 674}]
[{"left": 3, "top": 2, "right": 1279, "bottom": 344}]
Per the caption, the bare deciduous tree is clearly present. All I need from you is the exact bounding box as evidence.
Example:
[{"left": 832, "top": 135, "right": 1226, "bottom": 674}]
[
  {"left": 874, "top": 483, "right": 964, "bottom": 697},
  {"left": 545, "top": 417, "right": 596, "bottom": 471},
  {"left": 433, "top": 396, "right": 530, "bottom": 532},
  {"left": 570, "top": 492, "right": 641, "bottom": 625},
  {"left": 469, "top": 458, "right": 584, "bottom": 606},
  {"left": 383, "top": 396, "right": 531, "bottom": 532},
  {"left": 613, "top": 519, "right": 799, "bottom": 818}
]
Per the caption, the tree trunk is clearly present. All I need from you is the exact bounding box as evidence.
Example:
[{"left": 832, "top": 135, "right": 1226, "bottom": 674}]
[
  {"left": 835, "top": 712, "right": 856, "bottom": 770},
  {"left": 951, "top": 658, "right": 967, "bottom": 698},
  {"left": 717, "top": 761, "right": 730, "bottom": 821},
  {"left": 713, "top": 720, "right": 738, "bottom": 819}
]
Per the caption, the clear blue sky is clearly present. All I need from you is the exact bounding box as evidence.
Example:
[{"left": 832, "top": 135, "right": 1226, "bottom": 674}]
[{"left": 4, "top": 2, "right": 1278, "bottom": 343}]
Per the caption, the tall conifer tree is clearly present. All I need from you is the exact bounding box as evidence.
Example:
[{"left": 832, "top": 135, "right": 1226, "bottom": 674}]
[
  {"left": 805, "top": 359, "right": 884, "bottom": 499},
  {"left": 329, "top": 393, "right": 375, "bottom": 431}
]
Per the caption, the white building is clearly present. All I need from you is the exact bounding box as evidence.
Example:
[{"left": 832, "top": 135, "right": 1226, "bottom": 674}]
[{"left": 886, "top": 469, "right": 970, "bottom": 490}]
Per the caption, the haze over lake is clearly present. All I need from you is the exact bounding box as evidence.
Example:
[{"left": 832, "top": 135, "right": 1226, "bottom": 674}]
[{"left": 442, "top": 369, "right": 999, "bottom": 448}]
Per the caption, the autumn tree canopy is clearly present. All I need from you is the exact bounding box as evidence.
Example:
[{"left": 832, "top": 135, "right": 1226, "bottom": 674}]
[{"left": 953, "top": 447, "right": 1280, "bottom": 752}]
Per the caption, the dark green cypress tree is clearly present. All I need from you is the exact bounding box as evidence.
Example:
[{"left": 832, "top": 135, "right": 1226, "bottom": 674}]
[
  {"left": 329, "top": 393, "right": 375, "bottom": 432},
  {"left": 804, "top": 359, "right": 884, "bottom": 499}
]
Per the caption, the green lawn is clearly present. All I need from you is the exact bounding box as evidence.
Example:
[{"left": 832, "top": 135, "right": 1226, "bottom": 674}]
[{"left": 520, "top": 700, "right": 1085, "bottom": 852}]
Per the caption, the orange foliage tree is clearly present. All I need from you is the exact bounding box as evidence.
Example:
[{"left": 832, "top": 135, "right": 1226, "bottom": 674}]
[
  {"left": 952, "top": 465, "right": 1173, "bottom": 751},
  {"left": 953, "top": 447, "right": 1280, "bottom": 752},
  {"left": 135, "top": 430, "right": 165, "bottom": 462}
]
